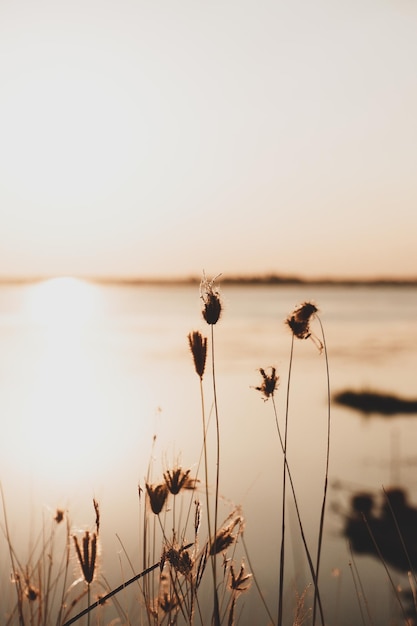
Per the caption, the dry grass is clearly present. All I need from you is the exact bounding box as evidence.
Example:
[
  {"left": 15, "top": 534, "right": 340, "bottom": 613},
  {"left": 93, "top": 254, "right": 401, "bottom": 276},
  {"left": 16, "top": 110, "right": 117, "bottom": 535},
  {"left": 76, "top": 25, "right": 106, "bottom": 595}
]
[{"left": 2, "top": 278, "right": 414, "bottom": 625}]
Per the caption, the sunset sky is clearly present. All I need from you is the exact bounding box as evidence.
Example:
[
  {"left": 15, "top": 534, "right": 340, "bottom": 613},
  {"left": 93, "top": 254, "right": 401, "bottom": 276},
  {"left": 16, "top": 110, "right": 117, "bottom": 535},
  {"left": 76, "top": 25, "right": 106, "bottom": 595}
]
[{"left": 1, "top": 0, "right": 416, "bottom": 280}]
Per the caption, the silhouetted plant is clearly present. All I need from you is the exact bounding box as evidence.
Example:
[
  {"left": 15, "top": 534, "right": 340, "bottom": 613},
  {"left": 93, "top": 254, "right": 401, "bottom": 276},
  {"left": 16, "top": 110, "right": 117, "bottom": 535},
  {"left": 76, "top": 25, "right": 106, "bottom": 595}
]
[
  {"left": 286, "top": 301, "right": 329, "bottom": 626},
  {"left": 199, "top": 272, "right": 224, "bottom": 626}
]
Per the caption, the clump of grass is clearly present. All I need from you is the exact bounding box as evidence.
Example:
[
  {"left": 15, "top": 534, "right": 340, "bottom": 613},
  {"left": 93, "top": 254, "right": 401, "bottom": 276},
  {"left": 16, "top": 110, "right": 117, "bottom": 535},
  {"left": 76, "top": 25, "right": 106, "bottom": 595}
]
[
  {"left": 1, "top": 482, "right": 74, "bottom": 626},
  {"left": 138, "top": 454, "right": 248, "bottom": 626}
]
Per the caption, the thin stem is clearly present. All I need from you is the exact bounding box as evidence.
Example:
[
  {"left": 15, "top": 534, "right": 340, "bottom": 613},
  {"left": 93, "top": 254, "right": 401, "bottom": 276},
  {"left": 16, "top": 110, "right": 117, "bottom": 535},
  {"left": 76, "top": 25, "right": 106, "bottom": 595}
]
[
  {"left": 87, "top": 584, "right": 90, "bottom": 626},
  {"left": 210, "top": 324, "right": 221, "bottom": 626},
  {"left": 56, "top": 515, "right": 72, "bottom": 626},
  {"left": 361, "top": 514, "right": 409, "bottom": 622},
  {"left": 272, "top": 341, "right": 325, "bottom": 624},
  {"left": 198, "top": 373, "right": 220, "bottom": 625},
  {"left": 348, "top": 542, "right": 375, "bottom": 626},
  {"left": 241, "top": 534, "right": 276, "bottom": 626},
  {"left": 0, "top": 483, "right": 25, "bottom": 626},
  {"left": 272, "top": 394, "right": 320, "bottom": 594},
  {"left": 199, "top": 377, "right": 213, "bottom": 545},
  {"left": 313, "top": 315, "right": 330, "bottom": 626},
  {"left": 382, "top": 485, "right": 417, "bottom": 588},
  {"left": 277, "top": 335, "right": 294, "bottom": 626}
]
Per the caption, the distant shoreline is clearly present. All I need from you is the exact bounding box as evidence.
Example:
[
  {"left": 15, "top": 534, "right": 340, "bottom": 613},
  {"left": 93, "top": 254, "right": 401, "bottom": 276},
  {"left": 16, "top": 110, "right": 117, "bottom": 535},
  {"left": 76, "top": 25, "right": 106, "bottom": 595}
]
[{"left": 1, "top": 274, "right": 416, "bottom": 287}]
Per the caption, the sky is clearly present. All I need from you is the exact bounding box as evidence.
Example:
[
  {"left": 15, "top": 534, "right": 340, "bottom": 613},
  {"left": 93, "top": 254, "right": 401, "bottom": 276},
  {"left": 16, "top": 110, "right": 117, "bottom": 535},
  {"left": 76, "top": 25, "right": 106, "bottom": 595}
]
[{"left": 0, "top": 0, "right": 416, "bottom": 281}]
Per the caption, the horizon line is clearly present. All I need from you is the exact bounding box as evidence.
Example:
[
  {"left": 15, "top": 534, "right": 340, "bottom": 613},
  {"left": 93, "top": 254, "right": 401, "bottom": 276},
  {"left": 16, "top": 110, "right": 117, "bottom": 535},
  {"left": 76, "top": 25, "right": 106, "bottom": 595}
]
[{"left": 0, "top": 272, "right": 416, "bottom": 287}]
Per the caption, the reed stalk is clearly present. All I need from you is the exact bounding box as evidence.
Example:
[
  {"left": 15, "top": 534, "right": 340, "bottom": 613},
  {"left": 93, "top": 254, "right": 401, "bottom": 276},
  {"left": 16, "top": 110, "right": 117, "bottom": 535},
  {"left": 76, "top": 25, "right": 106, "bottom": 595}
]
[
  {"left": 285, "top": 301, "right": 328, "bottom": 626},
  {"left": 278, "top": 340, "right": 292, "bottom": 626},
  {"left": 361, "top": 513, "right": 409, "bottom": 622},
  {"left": 191, "top": 272, "right": 223, "bottom": 626},
  {"left": 1, "top": 483, "right": 25, "bottom": 626},
  {"left": 312, "top": 315, "right": 330, "bottom": 626},
  {"left": 209, "top": 323, "right": 221, "bottom": 626}
]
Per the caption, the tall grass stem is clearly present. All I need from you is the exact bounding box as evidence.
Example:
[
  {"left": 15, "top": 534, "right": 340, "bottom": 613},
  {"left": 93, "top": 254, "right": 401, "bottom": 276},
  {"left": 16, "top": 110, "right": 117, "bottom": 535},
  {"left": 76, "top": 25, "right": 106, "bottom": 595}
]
[
  {"left": 312, "top": 316, "right": 331, "bottom": 626},
  {"left": 210, "top": 324, "right": 221, "bottom": 626}
]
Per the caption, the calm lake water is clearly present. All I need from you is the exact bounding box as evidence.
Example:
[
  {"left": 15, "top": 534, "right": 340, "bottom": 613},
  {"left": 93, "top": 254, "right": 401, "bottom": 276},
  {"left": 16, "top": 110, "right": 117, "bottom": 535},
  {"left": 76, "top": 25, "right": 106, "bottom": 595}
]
[{"left": 1, "top": 279, "right": 416, "bottom": 625}]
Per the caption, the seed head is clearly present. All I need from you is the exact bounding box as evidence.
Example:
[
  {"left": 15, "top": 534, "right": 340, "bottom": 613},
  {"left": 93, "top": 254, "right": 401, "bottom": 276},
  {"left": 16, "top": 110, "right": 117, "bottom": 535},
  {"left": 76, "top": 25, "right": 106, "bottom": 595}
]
[
  {"left": 286, "top": 301, "right": 323, "bottom": 351},
  {"left": 93, "top": 498, "right": 100, "bottom": 535},
  {"left": 229, "top": 561, "right": 252, "bottom": 593},
  {"left": 146, "top": 482, "right": 169, "bottom": 515},
  {"left": 25, "top": 584, "right": 39, "bottom": 602},
  {"left": 286, "top": 302, "right": 317, "bottom": 339},
  {"left": 209, "top": 515, "right": 242, "bottom": 556},
  {"left": 200, "top": 273, "right": 222, "bottom": 325},
  {"left": 159, "top": 591, "right": 178, "bottom": 613},
  {"left": 188, "top": 331, "right": 207, "bottom": 379},
  {"left": 73, "top": 531, "right": 98, "bottom": 585},
  {"left": 163, "top": 466, "right": 198, "bottom": 495},
  {"left": 254, "top": 367, "right": 279, "bottom": 401},
  {"left": 210, "top": 527, "right": 235, "bottom": 556},
  {"left": 194, "top": 500, "right": 201, "bottom": 535},
  {"left": 163, "top": 545, "right": 194, "bottom": 578},
  {"left": 293, "top": 301, "right": 318, "bottom": 322},
  {"left": 54, "top": 509, "right": 65, "bottom": 524}
]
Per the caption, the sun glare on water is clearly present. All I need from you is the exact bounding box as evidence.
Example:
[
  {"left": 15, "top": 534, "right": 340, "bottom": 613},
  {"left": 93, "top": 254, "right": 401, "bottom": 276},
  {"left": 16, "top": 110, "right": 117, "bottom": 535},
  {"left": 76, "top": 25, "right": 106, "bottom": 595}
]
[
  {"left": 26, "top": 276, "right": 96, "bottom": 327},
  {"left": 16, "top": 277, "right": 113, "bottom": 491}
]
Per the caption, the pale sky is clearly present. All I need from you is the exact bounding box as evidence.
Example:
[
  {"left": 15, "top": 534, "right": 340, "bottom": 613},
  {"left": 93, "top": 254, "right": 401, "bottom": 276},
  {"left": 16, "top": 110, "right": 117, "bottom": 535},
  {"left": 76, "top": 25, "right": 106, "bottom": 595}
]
[{"left": 1, "top": 0, "right": 416, "bottom": 280}]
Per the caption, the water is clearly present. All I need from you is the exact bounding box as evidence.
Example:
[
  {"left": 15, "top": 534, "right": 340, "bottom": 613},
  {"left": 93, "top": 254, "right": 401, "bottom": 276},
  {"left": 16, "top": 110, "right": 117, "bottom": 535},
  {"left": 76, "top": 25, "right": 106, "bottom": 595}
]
[{"left": 1, "top": 278, "right": 416, "bottom": 625}]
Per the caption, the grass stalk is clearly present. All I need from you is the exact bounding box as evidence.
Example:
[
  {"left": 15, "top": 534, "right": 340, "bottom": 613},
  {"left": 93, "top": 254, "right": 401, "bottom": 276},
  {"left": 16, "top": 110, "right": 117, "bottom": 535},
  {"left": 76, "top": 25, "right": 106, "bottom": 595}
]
[
  {"left": 348, "top": 542, "right": 374, "bottom": 626},
  {"left": 210, "top": 324, "right": 221, "bottom": 626},
  {"left": 277, "top": 337, "right": 293, "bottom": 626},
  {"left": 271, "top": 381, "right": 324, "bottom": 625},
  {"left": 1, "top": 483, "right": 25, "bottom": 626},
  {"left": 382, "top": 485, "right": 417, "bottom": 587},
  {"left": 240, "top": 533, "right": 276, "bottom": 625},
  {"left": 312, "top": 315, "right": 331, "bottom": 626},
  {"left": 361, "top": 513, "right": 410, "bottom": 622}
]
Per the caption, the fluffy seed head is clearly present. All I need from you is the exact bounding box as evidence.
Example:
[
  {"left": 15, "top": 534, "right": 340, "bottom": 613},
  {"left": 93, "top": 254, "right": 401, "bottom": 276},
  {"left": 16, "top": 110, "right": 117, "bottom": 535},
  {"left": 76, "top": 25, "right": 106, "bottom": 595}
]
[
  {"left": 164, "top": 546, "right": 194, "bottom": 578},
  {"left": 286, "top": 301, "right": 323, "bottom": 351},
  {"left": 254, "top": 367, "right": 279, "bottom": 401},
  {"left": 200, "top": 273, "right": 222, "bottom": 325}
]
